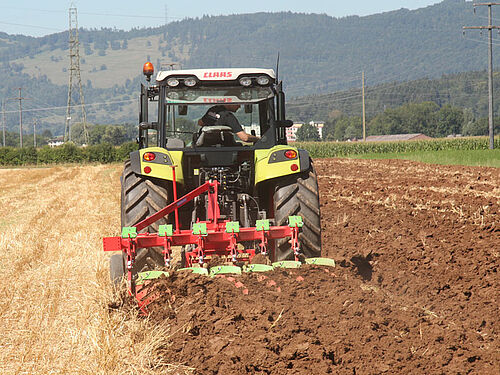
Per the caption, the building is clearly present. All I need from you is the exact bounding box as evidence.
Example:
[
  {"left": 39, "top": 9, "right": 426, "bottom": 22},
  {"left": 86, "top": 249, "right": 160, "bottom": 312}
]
[
  {"left": 48, "top": 136, "right": 65, "bottom": 147},
  {"left": 286, "top": 121, "right": 325, "bottom": 142},
  {"left": 364, "top": 133, "right": 432, "bottom": 142}
]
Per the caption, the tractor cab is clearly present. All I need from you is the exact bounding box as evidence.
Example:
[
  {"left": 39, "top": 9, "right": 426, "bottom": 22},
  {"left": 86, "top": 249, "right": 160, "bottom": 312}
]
[{"left": 138, "top": 65, "right": 292, "bottom": 151}]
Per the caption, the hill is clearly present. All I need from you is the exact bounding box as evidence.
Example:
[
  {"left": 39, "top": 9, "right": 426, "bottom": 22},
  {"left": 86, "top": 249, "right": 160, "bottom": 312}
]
[
  {"left": 0, "top": 0, "right": 498, "bottom": 135},
  {"left": 287, "top": 70, "right": 500, "bottom": 122}
]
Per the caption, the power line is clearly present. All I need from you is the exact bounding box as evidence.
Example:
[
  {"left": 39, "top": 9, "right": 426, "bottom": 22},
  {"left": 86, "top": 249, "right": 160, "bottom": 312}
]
[
  {"left": 0, "top": 20, "right": 64, "bottom": 31},
  {"left": 0, "top": 6, "right": 184, "bottom": 20},
  {"left": 1, "top": 98, "right": 137, "bottom": 115},
  {"left": 463, "top": 35, "right": 500, "bottom": 46}
]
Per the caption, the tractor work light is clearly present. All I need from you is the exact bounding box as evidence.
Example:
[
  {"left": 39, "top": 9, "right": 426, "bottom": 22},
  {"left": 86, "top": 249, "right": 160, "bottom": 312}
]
[
  {"left": 184, "top": 77, "right": 197, "bottom": 87},
  {"left": 284, "top": 150, "right": 297, "bottom": 159},
  {"left": 143, "top": 152, "right": 156, "bottom": 161},
  {"left": 239, "top": 77, "right": 252, "bottom": 87},
  {"left": 167, "top": 78, "right": 180, "bottom": 87},
  {"left": 257, "top": 76, "right": 270, "bottom": 86}
]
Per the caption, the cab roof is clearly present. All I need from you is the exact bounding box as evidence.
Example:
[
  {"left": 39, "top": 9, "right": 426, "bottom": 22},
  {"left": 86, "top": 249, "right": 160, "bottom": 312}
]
[{"left": 156, "top": 68, "right": 276, "bottom": 82}]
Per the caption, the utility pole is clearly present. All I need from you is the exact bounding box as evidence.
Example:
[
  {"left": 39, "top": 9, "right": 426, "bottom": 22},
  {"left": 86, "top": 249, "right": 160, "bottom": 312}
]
[
  {"left": 7, "top": 88, "right": 30, "bottom": 148},
  {"left": 362, "top": 71, "right": 366, "bottom": 142},
  {"left": 33, "top": 118, "right": 37, "bottom": 148},
  {"left": 464, "top": 2, "right": 500, "bottom": 149},
  {"left": 65, "top": 4, "right": 89, "bottom": 144},
  {"left": 1, "top": 100, "right": 5, "bottom": 147}
]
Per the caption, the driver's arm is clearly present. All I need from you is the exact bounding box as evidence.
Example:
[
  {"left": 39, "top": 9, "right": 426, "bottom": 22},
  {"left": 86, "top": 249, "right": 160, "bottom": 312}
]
[{"left": 235, "top": 131, "right": 260, "bottom": 143}]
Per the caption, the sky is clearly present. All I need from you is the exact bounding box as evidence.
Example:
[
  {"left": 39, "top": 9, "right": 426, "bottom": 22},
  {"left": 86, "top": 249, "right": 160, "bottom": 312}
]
[{"left": 0, "top": 1, "right": 442, "bottom": 37}]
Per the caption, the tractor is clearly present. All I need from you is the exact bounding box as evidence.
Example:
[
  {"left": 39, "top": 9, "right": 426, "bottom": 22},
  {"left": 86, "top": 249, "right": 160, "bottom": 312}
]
[{"left": 103, "top": 63, "right": 325, "bottom": 307}]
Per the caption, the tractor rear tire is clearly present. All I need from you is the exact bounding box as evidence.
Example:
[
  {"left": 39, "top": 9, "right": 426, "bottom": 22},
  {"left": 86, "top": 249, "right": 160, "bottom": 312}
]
[
  {"left": 272, "top": 161, "right": 322, "bottom": 261},
  {"left": 109, "top": 253, "right": 125, "bottom": 287},
  {"left": 121, "top": 160, "right": 170, "bottom": 277}
]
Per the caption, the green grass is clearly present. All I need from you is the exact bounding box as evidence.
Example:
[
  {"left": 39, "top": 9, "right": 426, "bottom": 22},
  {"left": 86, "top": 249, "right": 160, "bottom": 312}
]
[{"left": 349, "top": 149, "right": 500, "bottom": 167}]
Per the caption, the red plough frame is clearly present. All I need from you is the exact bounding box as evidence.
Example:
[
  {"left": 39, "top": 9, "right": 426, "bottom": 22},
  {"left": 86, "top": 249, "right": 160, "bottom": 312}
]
[{"left": 103, "top": 169, "right": 301, "bottom": 295}]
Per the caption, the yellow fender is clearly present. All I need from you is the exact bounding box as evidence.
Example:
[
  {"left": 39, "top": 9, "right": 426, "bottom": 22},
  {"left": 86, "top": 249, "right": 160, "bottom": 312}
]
[
  {"left": 254, "top": 145, "right": 309, "bottom": 185},
  {"left": 130, "top": 147, "right": 184, "bottom": 184}
]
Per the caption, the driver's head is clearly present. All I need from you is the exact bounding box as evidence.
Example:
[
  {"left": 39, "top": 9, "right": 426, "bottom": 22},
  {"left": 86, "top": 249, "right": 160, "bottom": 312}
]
[{"left": 223, "top": 104, "right": 241, "bottom": 112}]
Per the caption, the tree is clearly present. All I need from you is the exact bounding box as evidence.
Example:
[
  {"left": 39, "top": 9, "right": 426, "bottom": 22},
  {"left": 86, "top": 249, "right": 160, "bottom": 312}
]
[
  {"left": 296, "top": 123, "right": 320, "bottom": 142},
  {"left": 435, "top": 105, "right": 464, "bottom": 137},
  {"left": 102, "top": 125, "right": 127, "bottom": 145}
]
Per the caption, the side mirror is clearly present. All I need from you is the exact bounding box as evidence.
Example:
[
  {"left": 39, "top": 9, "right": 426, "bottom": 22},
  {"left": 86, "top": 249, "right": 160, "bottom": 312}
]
[
  {"left": 244, "top": 104, "right": 253, "bottom": 113},
  {"left": 178, "top": 105, "right": 188, "bottom": 115},
  {"left": 275, "top": 120, "right": 293, "bottom": 128}
]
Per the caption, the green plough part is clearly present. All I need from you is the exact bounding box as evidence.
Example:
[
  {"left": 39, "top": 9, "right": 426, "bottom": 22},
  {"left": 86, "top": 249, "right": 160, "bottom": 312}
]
[
  {"left": 305, "top": 258, "right": 336, "bottom": 267},
  {"left": 243, "top": 264, "right": 274, "bottom": 272},
  {"left": 121, "top": 227, "right": 137, "bottom": 239},
  {"left": 288, "top": 216, "right": 304, "bottom": 228},
  {"left": 255, "top": 219, "right": 270, "bottom": 231},
  {"left": 158, "top": 224, "right": 173, "bottom": 236},
  {"left": 225, "top": 221, "right": 240, "bottom": 233},
  {"left": 272, "top": 260, "right": 302, "bottom": 269},
  {"left": 132, "top": 259, "right": 335, "bottom": 285},
  {"left": 136, "top": 270, "right": 169, "bottom": 285},
  {"left": 210, "top": 265, "right": 242, "bottom": 276},
  {"left": 178, "top": 267, "right": 209, "bottom": 275},
  {"left": 192, "top": 223, "right": 207, "bottom": 235}
]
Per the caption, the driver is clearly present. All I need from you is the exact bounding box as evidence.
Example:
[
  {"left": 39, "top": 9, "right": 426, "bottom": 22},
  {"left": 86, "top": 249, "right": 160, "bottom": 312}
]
[{"left": 198, "top": 104, "right": 260, "bottom": 143}]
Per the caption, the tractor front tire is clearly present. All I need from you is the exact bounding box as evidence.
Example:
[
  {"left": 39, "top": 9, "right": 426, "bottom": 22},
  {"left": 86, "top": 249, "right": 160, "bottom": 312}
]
[
  {"left": 121, "top": 160, "right": 170, "bottom": 277},
  {"left": 272, "top": 161, "right": 322, "bottom": 261}
]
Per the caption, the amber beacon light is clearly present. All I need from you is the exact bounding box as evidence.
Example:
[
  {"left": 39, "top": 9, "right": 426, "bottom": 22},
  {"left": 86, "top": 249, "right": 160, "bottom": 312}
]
[{"left": 143, "top": 62, "right": 154, "bottom": 81}]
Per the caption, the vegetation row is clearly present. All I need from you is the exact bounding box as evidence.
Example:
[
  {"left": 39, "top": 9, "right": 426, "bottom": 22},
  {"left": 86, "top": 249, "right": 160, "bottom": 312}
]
[
  {"left": 1, "top": 137, "right": 498, "bottom": 166},
  {"left": 295, "top": 137, "right": 500, "bottom": 158},
  {"left": 0, "top": 142, "right": 138, "bottom": 166}
]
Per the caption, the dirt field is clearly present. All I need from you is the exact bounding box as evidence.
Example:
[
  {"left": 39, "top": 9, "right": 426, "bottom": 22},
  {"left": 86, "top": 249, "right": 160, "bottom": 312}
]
[{"left": 0, "top": 159, "right": 498, "bottom": 374}]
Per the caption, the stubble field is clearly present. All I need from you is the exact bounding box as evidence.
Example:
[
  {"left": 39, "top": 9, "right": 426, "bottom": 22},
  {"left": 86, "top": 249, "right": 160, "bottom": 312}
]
[{"left": 0, "top": 158, "right": 498, "bottom": 374}]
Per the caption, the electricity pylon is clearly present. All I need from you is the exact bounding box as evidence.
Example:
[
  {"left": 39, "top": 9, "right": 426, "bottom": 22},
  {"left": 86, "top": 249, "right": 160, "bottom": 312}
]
[{"left": 65, "top": 4, "right": 89, "bottom": 144}]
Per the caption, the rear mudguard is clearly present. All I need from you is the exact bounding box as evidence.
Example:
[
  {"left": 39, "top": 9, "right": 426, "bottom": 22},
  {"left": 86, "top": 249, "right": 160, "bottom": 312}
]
[
  {"left": 254, "top": 146, "right": 310, "bottom": 186},
  {"left": 129, "top": 147, "right": 184, "bottom": 184}
]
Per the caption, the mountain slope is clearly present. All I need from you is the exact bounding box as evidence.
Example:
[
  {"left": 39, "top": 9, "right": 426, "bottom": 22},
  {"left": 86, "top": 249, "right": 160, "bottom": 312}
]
[{"left": 0, "top": 0, "right": 496, "bottom": 133}]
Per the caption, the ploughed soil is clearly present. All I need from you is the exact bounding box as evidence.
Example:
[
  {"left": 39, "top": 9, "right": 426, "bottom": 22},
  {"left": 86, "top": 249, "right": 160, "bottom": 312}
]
[{"left": 134, "top": 159, "right": 499, "bottom": 374}]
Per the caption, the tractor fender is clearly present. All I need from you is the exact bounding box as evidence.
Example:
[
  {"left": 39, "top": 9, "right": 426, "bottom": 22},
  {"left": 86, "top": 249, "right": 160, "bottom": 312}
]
[
  {"left": 254, "top": 145, "right": 307, "bottom": 186},
  {"left": 129, "top": 148, "right": 184, "bottom": 184}
]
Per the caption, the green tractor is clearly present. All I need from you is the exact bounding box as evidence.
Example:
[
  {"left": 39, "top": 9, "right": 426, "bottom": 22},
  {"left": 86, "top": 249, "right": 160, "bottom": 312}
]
[{"left": 108, "top": 63, "right": 322, "bottom": 286}]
